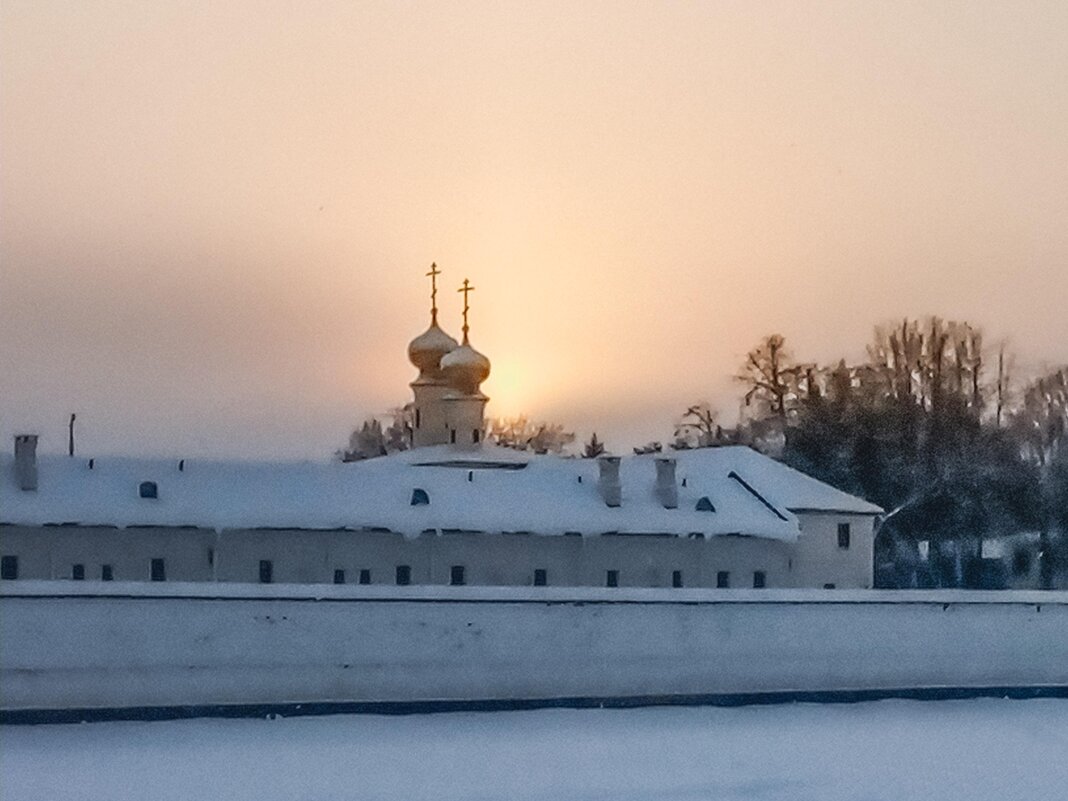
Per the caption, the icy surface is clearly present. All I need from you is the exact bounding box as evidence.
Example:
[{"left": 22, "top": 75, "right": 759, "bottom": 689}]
[
  {"left": 0, "top": 445, "right": 879, "bottom": 539},
  {"left": 2, "top": 699, "right": 1066, "bottom": 801}
]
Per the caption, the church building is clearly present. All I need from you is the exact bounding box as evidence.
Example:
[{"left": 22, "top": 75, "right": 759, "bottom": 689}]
[{"left": 0, "top": 267, "right": 882, "bottom": 590}]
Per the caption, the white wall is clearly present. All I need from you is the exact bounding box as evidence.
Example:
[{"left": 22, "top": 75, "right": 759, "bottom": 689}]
[
  {"left": 790, "top": 513, "right": 875, "bottom": 589},
  {"left": 2, "top": 584, "right": 1065, "bottom": 711}
]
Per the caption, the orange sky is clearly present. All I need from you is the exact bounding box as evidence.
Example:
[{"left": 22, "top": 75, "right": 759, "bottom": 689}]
[{"left": 2, "top": 1, "right": 1067, "bottom": 458}]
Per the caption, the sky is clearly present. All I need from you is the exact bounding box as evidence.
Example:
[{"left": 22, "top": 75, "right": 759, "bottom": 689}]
[{"left": 2, "top": 1, "right": 1067, "bottom": 459}]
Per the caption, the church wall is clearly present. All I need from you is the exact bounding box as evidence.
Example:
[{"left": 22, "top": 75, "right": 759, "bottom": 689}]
[
  {"left": 789, "top": 513, "right": 876, "bottom": 589},
  {"left": 411, "top": 384, "right": 452, "bottom": 448}
]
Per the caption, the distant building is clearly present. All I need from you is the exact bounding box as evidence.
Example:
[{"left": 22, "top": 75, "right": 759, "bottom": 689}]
[{"left": 0, "top": 269, "right": 882, "bottom": 590}]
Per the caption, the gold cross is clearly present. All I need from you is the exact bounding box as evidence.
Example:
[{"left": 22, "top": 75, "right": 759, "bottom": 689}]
[
  {"left": 458, "top": 278, "right": 475, "bottom": 342},
  {"left": 426, "top": 262, "right": 442, "bottom": 322}
]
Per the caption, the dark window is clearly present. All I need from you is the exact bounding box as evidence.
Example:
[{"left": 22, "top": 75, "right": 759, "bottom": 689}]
[
  {"left": 672, "top": 570, "right": 683, "bottom": 588},
  {"left": 333, "top": 569, "right": 345, "bottom": 585},
  {"left": 101, "top": 564, "right": 113, "bottom": 581},
  {"left": 415, "top": 408, "right": 421, "bottom": 428},
  {"left": 72, "top": 564, "right": 85, "bottom": 581},
  {"left": 837, "top": 523, "right": 851, "bottom": 549},
  {"left": 150, "top": 558, "right": 166, "bottom": 582},
  {"left": 410, "top": 488, "right": 430, "bottom": 506},
  {"left": 716, "top": 571, "right": 730, "bottom": 588},
  {"left": 1, "top": 555, "right": 17, "bottom": 580},
  {"left": 450, "top": 429, "right": 457, "bottom": 444},
  {"left": 259, "top": 560, "right": 273, "bottom": 584},
  {"left": 208, "top": 548, "right": 214, "bottom": 566},
  {"left": 533, "top": 569, "right": 547, "bottom": 586},
  {"left": 359, "top": 569, "right": 371, "bottom": 585},
  {"left": 753, "top": 571, "right": 766, "bottom": 588},
  {"left": 138, "top": 481, "right": 158, "bottom": 499},
  {"left": 396, "top": 565, "right": 411, "bottom": 586},
  {"left": 606, "top": 570, "right": 619, "bottom": 588},
  {"left": 450, "top": 565, "right": 465, "bottom": 586},
  {"left": 695, "top": 496, "right": 716, "bottom": 512},
  {"left": 823, "top": 583, "right": 836, "bottom": 589},
  {"left": 472, "top": 429, "right": 480, "bottom": 443}
]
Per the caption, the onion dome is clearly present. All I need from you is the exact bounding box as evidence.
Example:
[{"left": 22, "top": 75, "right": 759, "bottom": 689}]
[
  {"left": 408, "top": 322, "right": 458, "bottom": 379},
  {"left": 441, "top": 342, "right": 491, "bottom": 396}
]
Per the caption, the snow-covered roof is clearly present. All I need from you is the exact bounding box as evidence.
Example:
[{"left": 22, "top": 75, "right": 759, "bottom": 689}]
[{"left": 0, "top": 445, "right": 881, "bottom": 541}]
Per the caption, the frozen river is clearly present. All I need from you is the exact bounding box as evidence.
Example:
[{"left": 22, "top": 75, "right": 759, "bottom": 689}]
[{"left": 2, "top": 698, "right": 1067, "bottom": 801}]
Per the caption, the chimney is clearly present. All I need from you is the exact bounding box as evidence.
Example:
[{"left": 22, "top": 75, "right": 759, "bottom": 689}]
[
  {"left": 14, "top": 434, "right": 38, "bottom": 491},
  {"left": 597, "top": 455, "right": 621, "bottom": 507},
  {"left": 655, "top": 457, "right": 678, "bottom": 509}
]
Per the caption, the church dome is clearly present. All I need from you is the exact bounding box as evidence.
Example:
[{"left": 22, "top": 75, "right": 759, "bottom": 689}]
[
  {"left": 408, "top": 323, "right": 458, "bottom": 377},
  {"left": 441, "top": 342, "right": 491, "bottom": 396}
]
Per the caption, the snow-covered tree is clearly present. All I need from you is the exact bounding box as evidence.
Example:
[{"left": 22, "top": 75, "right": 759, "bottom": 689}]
[{"left": 583, "top": 432, "right": 606, "bottom": 459}]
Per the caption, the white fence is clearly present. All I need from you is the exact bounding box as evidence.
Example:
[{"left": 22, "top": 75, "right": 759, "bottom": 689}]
[{"left": 2, "top": 583, "right": 1067, "bottom": 714}]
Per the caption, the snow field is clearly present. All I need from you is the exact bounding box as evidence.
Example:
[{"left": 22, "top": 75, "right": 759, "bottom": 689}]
[{"left": 2, "top": 698, "right": 1067, "bottom": 801}]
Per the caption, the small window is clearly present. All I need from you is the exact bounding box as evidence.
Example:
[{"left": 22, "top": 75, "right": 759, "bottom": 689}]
[
  {"left": 716, "top": 571, "right": 730, "bottom": 588},
  {"left": 472, "top": 429, "right": 480, "bottom": 443},
  {"left": 410, "top": 488, "right": 430, "bottom": 506},
  {"left": 1, "top": 555, "right": 17, "bottom": 580},
  {"left": 396, "top": 565, "right": 411, "bottom": 586},
  {"left": 695, "top": 496, "right": 716, "bottom": 512},
  {"left": 533, "top": 569, "right": 547, "bottom": 586},
  {"left": 837, "top": 523, "right": 851, "bottom": 549},
  {"left": 259, "top": 560, "right": 273, "bottom": 584},
  {"left": 208, "top": 548, "right": 214, "bottom": 567},
  {"left": 606, "top": 570, "right": 619, "bottom": 588},
  {"left": 415, "top": 408, "right": 421, "bottom": 429},
  {"left": 450, "top": 429, "right": 457, "bottom": 444},
  {"left": 150, "top": 558, "right": 166, "bottom": 582},
  {"left": 333, "top": 569, "right": 345, "bottom": 585},
  {"left": 138, "top": 481, "right": 158, "bottom": 499},
  {"left": 823, "top": 583, "right": 836, "bottom": 589},
  {"left": 450, "top": 565, "right": 466, "bottom": 586},
  {"left": 72, "top": 564, "right": 85, "bottom": 581},
  {"left": 672, "top": 570, "right": 683, "bottom": 588},
  {"left": 359, "top": 569, "right": 371, "bottom": 585},
  {"left": 753, "top": 571, "right": 766, "bottom": 589},
  {"left": 101, "top": 564, "right": 113, "bottom": 581}
]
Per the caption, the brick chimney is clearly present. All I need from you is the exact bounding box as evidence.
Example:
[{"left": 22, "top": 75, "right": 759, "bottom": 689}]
[
  {"left": 655, "top": 457, "right": 678, "bottom": 509},
  {"left": 597, "top": 455, "right": 621, "bottom": 508},
  {"left": 14, "top": 434, "right": 38, "bottom": 491}
]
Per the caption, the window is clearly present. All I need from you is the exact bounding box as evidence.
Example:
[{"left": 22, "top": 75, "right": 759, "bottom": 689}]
[
  {"left": 359, "top": 569, "right": 371, "bottom": 585},
  {"left": 837, "top": 523, "right": 851, "bottom": 549},
  {"left": 138, "top": 481, "right": 158, "bottom": 499},
  {"left": 753, "top": 571, "right": 766, "bottom": 589},
  {"left": 672, "top": 570, "right": 683, "bottom": 588},
  {"left": 415, "top": 408, "right": 421, "bottom": 429},
  {"left": 396, "top": 565, "right": 411, "bottom": 586},
  {"left": 410, "top": 488, "right": 430, "bottom": 506},
  {"left": 101, "top": 565, "right": 113, "bottom": 581},
  {"left": 1, "top": 555, "right": 17, "bottom": 580},
  {"left": 72, "top": 564, "right": 85, "bottom": 581},
  {"left": 606, "top": 570, "right": 619, "bottom": 588},
  {"left": 450, "top": 429, "right": 457, "bottom": 444},
  {"left": 472, "top": 429, "right": 480, "bottom": 443},
  {"left": 716, "top": 571, "right": 730, "bottom": 588},
  {"left": 533, "top": 569, "right": 547, "bottom": 587},
  {"left": 823, "top": 583, "right": 836, "bottom": 589},
  {"left": 208, "top": 548, "right": 214, "bottom": 567},
  {"left": 695, "top": 496, "right": 716, "bottom": 512},
  {"left": 333, "top": 569, "right": 345, "bottom": 585},
  {"left": 259, "top": 560, "right": 274, "bottom": 584},
  {"left": 450, "top": 565, "right": 466, "bottom": 586},
  {"left": 150, "top": 558, "right": 166, "bottom": 582}
]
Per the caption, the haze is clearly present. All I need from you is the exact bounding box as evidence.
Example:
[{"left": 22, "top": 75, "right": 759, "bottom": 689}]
[{"left": 2, "top": 1, "right": 1067, "bottom": 459}]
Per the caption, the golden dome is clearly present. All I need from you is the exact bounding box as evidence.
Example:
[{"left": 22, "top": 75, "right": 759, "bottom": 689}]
[
  {"left": 441, "top": 342, "right": 491, "bottom": 396},
  {"left": 408, "top": 322, "right": 458, "bottom": 378}
]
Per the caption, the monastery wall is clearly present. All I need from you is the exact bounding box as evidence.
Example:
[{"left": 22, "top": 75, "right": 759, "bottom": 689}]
[{"left": 2, "top": 584, "right": 1066, "bottom": 714}]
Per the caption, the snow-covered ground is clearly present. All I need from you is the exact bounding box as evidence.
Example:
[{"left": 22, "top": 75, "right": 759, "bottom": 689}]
[{"left": 2, "top": 699, "right": 1066, "bottom": 801}]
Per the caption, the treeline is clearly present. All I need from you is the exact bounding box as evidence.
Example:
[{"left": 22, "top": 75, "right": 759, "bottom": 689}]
[{"left": 685, "top": 318, "right": 1067, "bottom": 588}]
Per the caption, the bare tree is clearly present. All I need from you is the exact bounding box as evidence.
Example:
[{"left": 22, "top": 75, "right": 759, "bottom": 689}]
[
  {"left": 489, "top": 415, "right": 575, "bottom": 454},
  {"left": 674, "top": 402, "right": 721, "bottom": 448},
  {"left": 736, "top": 334, "right": 798, "bottom": 420}
]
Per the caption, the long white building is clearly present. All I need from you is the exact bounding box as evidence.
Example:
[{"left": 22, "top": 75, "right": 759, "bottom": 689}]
[{"left": 0, "top": 269, "right": 882, "bottom": 590}]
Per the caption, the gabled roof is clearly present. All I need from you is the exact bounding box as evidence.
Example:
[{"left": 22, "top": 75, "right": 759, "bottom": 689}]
[{"left": 0, "top": 445, "right": 881, "bottom": 540}]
